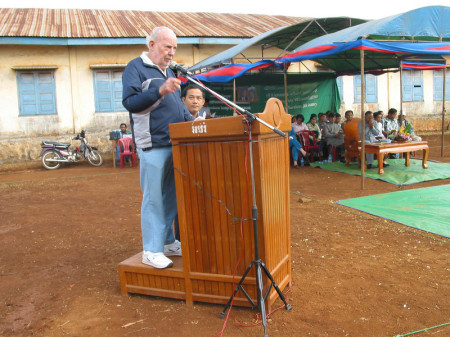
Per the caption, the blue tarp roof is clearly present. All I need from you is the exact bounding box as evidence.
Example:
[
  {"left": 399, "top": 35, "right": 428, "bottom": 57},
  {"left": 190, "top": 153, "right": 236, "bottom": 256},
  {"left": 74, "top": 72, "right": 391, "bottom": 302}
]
[{"left": 277, "top": 6, "right": 450, "bottom": 73}]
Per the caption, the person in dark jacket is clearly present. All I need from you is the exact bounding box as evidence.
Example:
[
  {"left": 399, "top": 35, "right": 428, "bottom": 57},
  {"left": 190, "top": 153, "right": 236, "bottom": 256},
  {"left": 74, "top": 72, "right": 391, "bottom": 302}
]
[{"left": 122, "top": 26, "right": 194, "bottom": 269}]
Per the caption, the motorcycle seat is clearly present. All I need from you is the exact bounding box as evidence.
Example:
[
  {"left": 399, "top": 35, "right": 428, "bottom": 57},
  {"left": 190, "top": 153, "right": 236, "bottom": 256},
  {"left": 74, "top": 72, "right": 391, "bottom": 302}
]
[{"left": 42, "top": 141, "right": 71, "bottom": 147}]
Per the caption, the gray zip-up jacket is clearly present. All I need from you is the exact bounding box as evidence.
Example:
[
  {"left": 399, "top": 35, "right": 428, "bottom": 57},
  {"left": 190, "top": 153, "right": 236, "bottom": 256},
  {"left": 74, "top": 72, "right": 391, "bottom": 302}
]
[{"left": 122, "top": 52, "right": 194, "bottom": 149}]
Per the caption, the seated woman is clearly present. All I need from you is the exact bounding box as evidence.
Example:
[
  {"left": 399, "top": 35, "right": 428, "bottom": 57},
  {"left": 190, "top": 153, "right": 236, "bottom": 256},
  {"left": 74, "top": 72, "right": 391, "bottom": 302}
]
[
  {"left": 289, "top": 127, "right": 310, "bottom": 168},
  {"left": 398, "top": 113, "right": 422, "bottom": 141},
  {"left": 292, "top": 114, "right": 309, "bottom": 134},
  {"left": 306, "top": 113, "right": 323, "bottom": 158},
  {"left": 306, "top": 114, "right": 322, "bottom": 142},
  {"left": 323, "top": 113, "right": 345, "bottom": 162}
]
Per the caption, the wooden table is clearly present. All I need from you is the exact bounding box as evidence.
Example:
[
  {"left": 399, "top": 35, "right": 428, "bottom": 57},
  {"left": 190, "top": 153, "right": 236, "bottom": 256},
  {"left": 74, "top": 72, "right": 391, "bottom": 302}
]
[{"left": 365, "top": 141, "right": 429, "bottom": 174}]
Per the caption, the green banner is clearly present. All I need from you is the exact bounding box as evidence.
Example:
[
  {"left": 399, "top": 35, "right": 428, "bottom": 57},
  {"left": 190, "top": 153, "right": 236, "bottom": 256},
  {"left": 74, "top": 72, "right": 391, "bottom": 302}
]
[{"left": 203, "top": 73, "right": 341, "bottom": 121}]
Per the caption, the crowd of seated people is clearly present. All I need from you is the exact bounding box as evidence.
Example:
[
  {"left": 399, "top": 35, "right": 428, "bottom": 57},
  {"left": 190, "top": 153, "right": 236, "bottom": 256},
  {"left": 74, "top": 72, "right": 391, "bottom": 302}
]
[{"left": 289, "top": 108, "right": 421, "bottom": 169}]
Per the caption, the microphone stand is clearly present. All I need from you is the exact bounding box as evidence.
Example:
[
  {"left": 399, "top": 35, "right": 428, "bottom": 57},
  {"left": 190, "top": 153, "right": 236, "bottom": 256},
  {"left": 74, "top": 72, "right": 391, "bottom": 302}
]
[{"left": 180, "top": 72, "right": 292, "bottom": 337}]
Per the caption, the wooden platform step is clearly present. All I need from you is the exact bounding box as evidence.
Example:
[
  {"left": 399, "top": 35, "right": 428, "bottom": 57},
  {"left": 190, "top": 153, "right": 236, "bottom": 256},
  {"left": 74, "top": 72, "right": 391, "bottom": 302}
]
[
  {"left": 118, "top": 252, "right": 187, "bottom": 300},
  {"left": 118, "top": 252, "right": 290, "bottom": 311}
]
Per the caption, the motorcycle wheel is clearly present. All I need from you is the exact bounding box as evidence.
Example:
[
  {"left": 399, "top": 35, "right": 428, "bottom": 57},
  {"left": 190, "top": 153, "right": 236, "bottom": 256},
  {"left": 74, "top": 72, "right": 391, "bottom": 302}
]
[
  {"left": 87, "top": 150, "right": 103, "bottom": 166},
  {"left": 42, "top": 150, "right": 62, "bottom": 170}
]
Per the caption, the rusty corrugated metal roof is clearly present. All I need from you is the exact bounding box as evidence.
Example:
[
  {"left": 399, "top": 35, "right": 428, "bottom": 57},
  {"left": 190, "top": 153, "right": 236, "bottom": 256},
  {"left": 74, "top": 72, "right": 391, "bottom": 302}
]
[{"left": 0, "top": 8, "right": 306, "bottom": 39}]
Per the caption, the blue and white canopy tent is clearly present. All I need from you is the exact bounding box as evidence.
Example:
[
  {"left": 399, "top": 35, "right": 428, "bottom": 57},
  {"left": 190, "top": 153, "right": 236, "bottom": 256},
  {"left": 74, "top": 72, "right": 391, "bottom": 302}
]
[
  {"left": 274, "top": 5, "right": 450, "bottom": 188},
  {"left": 187, "top": 17, "right": 366, "bottom": 113},
  {"left": 189, "top": 17, "right": 367, "bottom": 73}
]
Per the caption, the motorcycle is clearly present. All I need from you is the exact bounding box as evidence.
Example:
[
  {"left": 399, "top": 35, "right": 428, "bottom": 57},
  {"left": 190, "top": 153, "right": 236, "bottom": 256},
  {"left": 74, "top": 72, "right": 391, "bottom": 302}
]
[{"left": 40, "top": 130, "right": 103, "bottom": 170}]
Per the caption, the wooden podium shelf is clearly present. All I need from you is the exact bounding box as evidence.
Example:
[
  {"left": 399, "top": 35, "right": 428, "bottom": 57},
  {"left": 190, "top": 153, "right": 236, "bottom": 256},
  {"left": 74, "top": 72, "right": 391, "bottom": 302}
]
[{"left": 118, "top": 98, "right": 292, "bottom": 310}]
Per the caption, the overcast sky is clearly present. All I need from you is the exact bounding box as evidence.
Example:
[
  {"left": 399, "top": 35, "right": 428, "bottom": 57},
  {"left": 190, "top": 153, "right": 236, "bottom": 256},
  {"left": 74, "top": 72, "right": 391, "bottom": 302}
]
[{"left": 8, "top": 1, "right": 446, "bottom": 20}]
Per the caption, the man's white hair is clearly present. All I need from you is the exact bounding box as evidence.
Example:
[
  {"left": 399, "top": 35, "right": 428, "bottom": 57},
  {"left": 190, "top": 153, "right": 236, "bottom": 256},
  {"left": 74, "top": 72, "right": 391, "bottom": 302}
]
[{"left": 146, "top": 27, "right": 176, "bottom": 48}]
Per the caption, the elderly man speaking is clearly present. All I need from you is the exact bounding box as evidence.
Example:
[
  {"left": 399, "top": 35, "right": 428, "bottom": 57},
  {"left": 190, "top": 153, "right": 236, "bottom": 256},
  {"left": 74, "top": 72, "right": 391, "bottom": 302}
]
[{"left": 122, "top": 27, "right": 194, "bottom": 269}]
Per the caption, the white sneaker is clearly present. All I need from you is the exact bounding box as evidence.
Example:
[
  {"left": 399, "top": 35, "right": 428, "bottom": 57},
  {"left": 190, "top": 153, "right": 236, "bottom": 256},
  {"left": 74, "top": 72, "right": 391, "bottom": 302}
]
[
  {"left": 142, "top": 251, "right": 173, "bottom": 269},
  {"left": 164, "top": 240, "right": 182, "bottom": 256}
]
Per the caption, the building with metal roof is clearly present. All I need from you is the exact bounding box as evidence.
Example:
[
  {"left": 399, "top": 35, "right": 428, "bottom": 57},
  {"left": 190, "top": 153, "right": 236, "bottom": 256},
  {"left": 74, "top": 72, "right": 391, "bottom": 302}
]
[
  {"left": 0, "top": 8, "right": 305, "bottom": 163},
  {"left": 0, "top": 8, "right": 447, "bottom": 164}
]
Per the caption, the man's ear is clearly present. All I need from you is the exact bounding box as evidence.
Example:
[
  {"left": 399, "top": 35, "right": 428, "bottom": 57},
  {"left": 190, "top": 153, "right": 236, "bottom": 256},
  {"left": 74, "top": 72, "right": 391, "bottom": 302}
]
[{"left": 182, "top": 97, "right": 186, "bottom": 103}]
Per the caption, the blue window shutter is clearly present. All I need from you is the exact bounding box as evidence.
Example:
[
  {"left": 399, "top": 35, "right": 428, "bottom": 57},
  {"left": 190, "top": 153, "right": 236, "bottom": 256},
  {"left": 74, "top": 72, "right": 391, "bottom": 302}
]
[
  {"left": 434, "top": 69, "right": 450, "bottom": 101},
  {"left": 94, "top": 69, "right": 125, "bottom": 112},
  {"left": 94, "top": 71, "right": 113, "bottom": 112},
  {"left": 353, "top": 75, "right": 376, "bottom": 103},
  {"left": 402, "top": 70, "right": 423, "bottom": 102},
  {"left": 18, "top": 72, "right": 38, "bottom": 115},
  {"left": 112, "top": 71, "right": 126, "bottom": 111},
  {"left": 37, "top": 72, "right": 56, "bottom": 114},
  {"left": 17, "top": 71, "right": 56, "bottom": 115},
  {"left": 353, "top": 75, "right": 361, "bottom": 103},
  {"left": 412, "top": 71, "right": 423, "bottom": 101},
  {"left": 402, "top": 71, "right": 413, "bottom": 101},
  {"left": 365, "top": 74, "right": 377, "bottom": 103}
]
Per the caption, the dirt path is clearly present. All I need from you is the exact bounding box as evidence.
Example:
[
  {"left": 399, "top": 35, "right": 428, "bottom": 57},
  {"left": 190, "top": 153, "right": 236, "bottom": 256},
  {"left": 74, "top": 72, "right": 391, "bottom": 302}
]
[{"left": 0, "top": 134, "right": 449, "bottom": 337}]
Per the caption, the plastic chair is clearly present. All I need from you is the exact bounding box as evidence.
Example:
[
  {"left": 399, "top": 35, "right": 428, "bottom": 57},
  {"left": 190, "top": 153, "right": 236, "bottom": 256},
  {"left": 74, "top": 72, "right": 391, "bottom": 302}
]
[
  {"left": 298, "top": 130, "right": 322, "bottom": 162},
  {"left": 117, "top": 138, "right": 137, "bottom": 168}
]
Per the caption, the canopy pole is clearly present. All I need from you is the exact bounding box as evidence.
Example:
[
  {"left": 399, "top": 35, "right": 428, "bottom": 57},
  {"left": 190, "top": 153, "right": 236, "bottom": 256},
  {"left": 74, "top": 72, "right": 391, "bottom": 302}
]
[
  {"left": 360, "top": 50, "right": 365, "bottom": 190},
  {"left": 284, "top": 64, "right": 289, "bottom": 113},
  {"left": 442, "top": 66, "right": 446, "bottom": 157},
  {"left": 400, "top": 66, "right": 403, "bottom": 115}
]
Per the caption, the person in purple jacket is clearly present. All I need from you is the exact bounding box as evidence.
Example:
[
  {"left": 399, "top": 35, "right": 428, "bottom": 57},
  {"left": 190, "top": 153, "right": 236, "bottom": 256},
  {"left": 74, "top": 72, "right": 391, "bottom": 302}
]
[{"left": 122, "top": 26, "right": 194, "bottom": 269}]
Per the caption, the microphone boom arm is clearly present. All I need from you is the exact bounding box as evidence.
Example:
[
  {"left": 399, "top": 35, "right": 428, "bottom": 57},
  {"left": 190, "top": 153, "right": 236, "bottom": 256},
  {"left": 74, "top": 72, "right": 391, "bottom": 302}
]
[{"left": 183, "top": 74, "right": 286, "bottom": 137}]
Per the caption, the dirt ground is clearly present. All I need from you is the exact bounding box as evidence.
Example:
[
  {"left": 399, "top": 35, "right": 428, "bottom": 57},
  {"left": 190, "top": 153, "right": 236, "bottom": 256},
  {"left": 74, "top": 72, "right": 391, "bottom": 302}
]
[{"left": 0, "top": 134, "right": 449, "bottom": 337}]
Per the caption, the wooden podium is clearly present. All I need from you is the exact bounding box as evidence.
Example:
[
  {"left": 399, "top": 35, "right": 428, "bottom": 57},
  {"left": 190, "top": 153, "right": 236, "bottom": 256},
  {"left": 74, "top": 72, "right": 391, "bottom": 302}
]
[{"left": 118, "top": 98, "right": 292, "bottom": 310}]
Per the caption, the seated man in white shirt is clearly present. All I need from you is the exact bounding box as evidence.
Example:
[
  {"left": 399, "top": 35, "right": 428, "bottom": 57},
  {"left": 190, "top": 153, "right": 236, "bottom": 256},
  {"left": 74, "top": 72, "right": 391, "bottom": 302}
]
[
  {"left": 373, "top": 111, "right": 390, "bottom": 167},
  {"left": 358, "top": 111, "right": 387, "bottom": 169},
  {"left": 382, "top": 108, "right": 399, "bottom": 138}
]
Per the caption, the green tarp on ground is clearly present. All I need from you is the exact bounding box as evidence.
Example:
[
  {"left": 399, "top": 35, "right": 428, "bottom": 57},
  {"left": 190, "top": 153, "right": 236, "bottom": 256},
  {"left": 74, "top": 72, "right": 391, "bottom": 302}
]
[
  {"left": 311, "top": 159, "right": 450, "bottom": 185},
  {"left": 336, "top": 184, "right": 450, "bottom": 238}
]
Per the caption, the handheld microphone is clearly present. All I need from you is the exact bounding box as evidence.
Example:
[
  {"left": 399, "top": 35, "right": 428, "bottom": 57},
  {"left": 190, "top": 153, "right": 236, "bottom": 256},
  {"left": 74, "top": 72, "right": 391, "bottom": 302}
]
[{"left": 170, "top": 61, "right": 193, "bottom": 76}]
